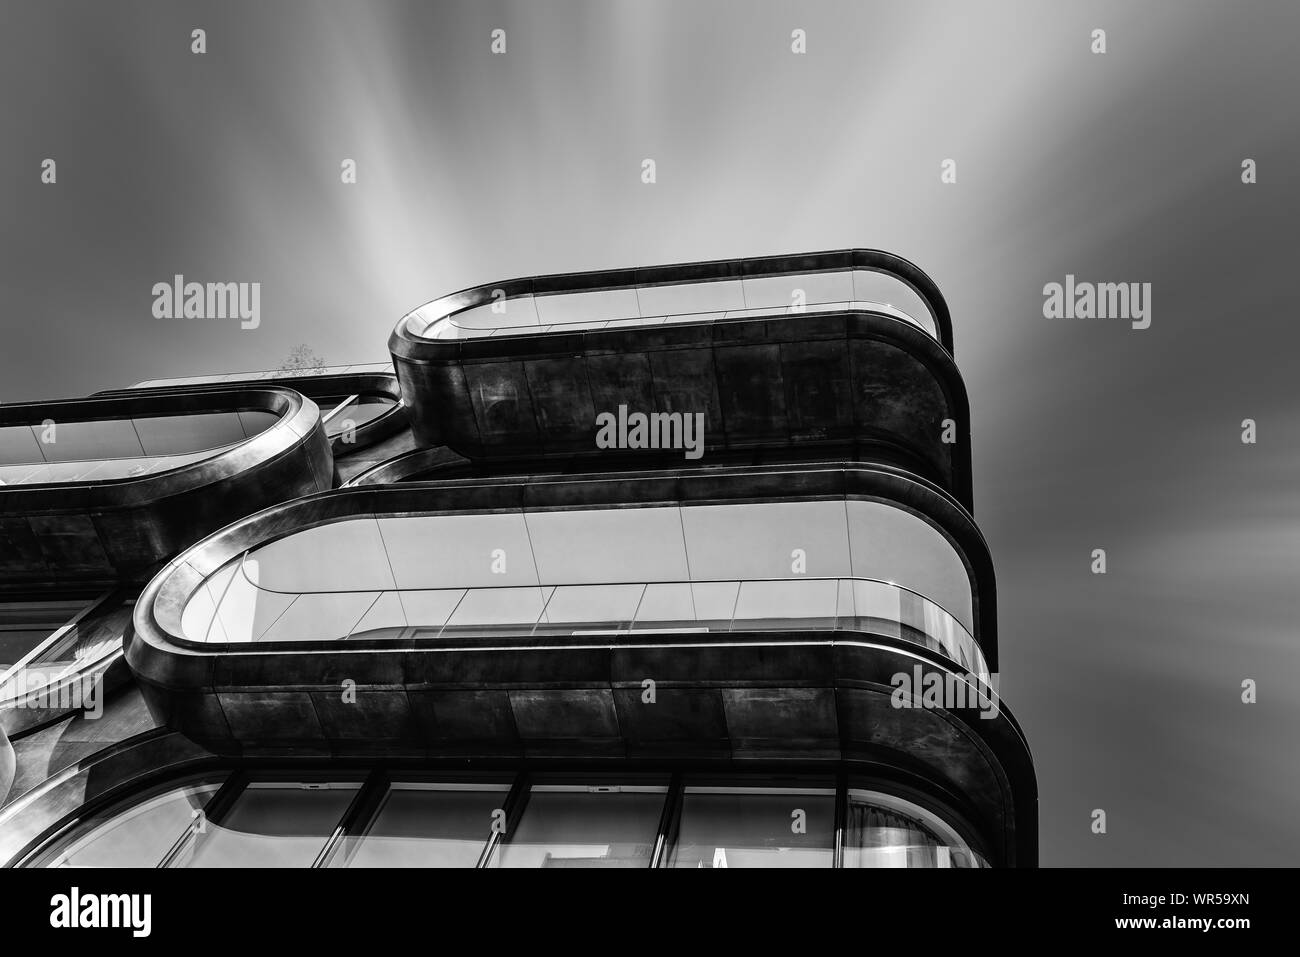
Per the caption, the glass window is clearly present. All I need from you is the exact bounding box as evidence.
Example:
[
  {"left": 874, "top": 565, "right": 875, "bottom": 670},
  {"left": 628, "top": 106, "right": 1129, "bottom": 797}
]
[
  {"left": 0, "top": 599, "right": 89, "bottom": 675},
  {"left": 844, "top": 789, "right": 985, "bottom": 868},
  {"left": 32, "top": 776, "right": 228, "bottom": 867},
  {"left": 0, "top": 597, "right": 132, "bottom": 702},
  {"left": 174, "top": 781, "right": 359, "bottom": 868},
  {"left": 669, "top": 784, "right": 836, "bottom": 868},
  {"left": 489, "top": 782, "right": 668, "bottom": 868},
  {"left": 335, "top": 781, "right": 509, "bottom": 868}
]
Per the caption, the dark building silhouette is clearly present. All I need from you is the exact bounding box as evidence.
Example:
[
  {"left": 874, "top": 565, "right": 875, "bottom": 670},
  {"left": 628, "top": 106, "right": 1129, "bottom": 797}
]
[{"left": 0, "top": 251, "right": 1035, "bottom": 868}]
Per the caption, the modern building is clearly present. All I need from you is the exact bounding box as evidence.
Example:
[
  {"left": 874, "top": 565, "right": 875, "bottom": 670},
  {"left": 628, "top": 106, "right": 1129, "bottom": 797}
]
[{"left": 0, "top": 250, "right": 1036, "bottom": 868}]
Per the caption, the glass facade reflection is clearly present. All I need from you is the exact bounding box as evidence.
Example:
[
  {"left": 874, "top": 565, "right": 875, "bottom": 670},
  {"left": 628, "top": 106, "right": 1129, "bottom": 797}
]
[{"left": 23, "top": 770, "right": 985, "bottom": 869}]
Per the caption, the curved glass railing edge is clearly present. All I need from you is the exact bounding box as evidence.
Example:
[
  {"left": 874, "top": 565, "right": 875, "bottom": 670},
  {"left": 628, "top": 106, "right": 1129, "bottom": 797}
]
[
  {"left": 179, "top": 561, "right": 990, "bottom": 681},
  {"left": 411, "top": 299, "right": 935, "bottom": 342}
]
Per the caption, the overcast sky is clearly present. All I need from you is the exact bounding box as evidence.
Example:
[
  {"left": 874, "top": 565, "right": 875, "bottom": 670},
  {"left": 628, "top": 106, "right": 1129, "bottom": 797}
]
[{"left": 3, "top": 0, "right": 1298, "bottom": 865}]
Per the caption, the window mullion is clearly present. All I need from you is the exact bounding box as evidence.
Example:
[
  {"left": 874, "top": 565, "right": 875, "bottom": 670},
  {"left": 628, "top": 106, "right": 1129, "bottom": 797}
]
[
  {"left": 649, "top": 772, "right": 683, "bottom": 869},
  {"left": 475, "top": 772, "right": 531, "bottom": 868},
  {"left": 311, "top": 768, "right": 388, "bottom": 868},
  {"left": 157, "top": 769, "right": 248, "bottom": 869}
]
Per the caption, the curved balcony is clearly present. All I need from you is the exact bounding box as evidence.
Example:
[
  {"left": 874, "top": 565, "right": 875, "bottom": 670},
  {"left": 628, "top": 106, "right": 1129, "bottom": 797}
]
[
  {"left": 186, "top": 564, "right": 990, "bottom": 681},
  {"left": 102, "top": 366, "right": 408, "bottom": 467},
  {"left": 400, "top": 250, "right": 950, "bottom": 349},
  {"left": 388, "top": 251, "right": 970, "bottom": 506},
  {"left": 0, "top": 387, "right": 333, "bottom": 589},
  {"left": 114, "top": 464, "right": 1032, "bottom": 864}
]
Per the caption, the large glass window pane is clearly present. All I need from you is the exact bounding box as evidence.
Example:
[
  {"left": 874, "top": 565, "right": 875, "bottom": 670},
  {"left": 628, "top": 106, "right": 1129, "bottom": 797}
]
[
  {"left": 844, "top": 790, "right": 985, "bottom": 869},
  {"left": 0, "top": 597, "right": 132, "bottom": 702},
  {"left": 175, "top": 781, "right": 359, "bottom": 868},
  {"left": 0, "top": 599, "right": 88, "bottom": 674},
  {"left": 337, "top": 782, "right": 509, "bottom": 868},
  {"left": 34, "top": 776, "right": 227, "bottom": 867},
  {"left": 490, "top": 782, "right": 668, "bottom": 868},
  {"left": 669, "top": 785, "right": 835, "bottom": 868}
]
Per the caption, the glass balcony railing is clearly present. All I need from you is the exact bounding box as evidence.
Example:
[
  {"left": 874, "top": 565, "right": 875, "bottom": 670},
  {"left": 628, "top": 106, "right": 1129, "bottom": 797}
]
[
  {"left": 0, "top": 411, "right": 280, "bottom": 487},
  {"left": 183, "top": 560, "right": 990, "bottom": 681},
  {"left": 407, "top": 268, "right": 941, "bottom": 342},
  {"left": 132, "top": 362, "right": 394, "bottom": 389},
  {"left": 416, "top": 299, "right": 932, "bottom": 341}
]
